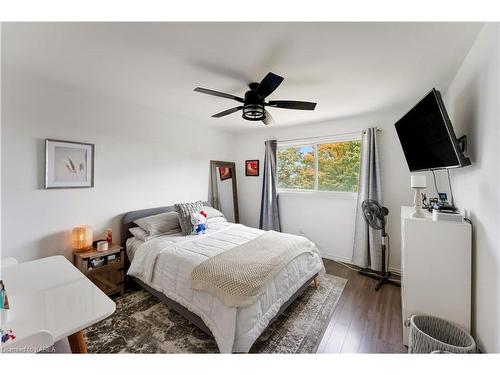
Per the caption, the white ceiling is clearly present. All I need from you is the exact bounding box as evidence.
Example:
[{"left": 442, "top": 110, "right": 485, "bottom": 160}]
[{"left": 3, "top": 22, "right": 482, "bottom": 131}]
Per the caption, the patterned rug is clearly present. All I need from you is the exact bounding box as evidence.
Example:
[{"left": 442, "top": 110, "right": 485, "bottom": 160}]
[{"left": 84, "top": 274, "right": 347, "bottom": 353}]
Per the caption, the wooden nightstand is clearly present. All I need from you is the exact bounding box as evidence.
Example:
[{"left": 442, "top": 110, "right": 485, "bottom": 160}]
[{"left": 74, "top": 243, "right": 125, "bottom": 297}]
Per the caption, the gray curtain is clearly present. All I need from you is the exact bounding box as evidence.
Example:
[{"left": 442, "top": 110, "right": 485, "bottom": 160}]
[
  {"left": 352, "top": 127, "right": 383, "bottom": 271},
  {"left": 259, "top": 140, "right": 281, "bottom": 231}
]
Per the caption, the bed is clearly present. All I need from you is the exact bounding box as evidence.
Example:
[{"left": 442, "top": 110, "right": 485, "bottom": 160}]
[{"left": 122, "top": 205, "right": 325, "bottom": 353}]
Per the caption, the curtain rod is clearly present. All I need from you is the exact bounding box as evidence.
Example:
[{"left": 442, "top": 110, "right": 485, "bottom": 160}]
[{"left": 276, "top": 127, "right": 382, "bottom": 144}]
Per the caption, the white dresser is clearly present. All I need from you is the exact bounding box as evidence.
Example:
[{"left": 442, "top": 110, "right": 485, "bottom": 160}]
[{"left": 400, "top": 206, "right": 471, "bottom": 346}]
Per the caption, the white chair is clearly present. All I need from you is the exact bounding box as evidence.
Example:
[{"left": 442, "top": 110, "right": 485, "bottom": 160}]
[
  {"left": 1, "top": 330, "right": 54, "bottom": 353},
  {"left": 1, "top": 257, "right": 19, "bottom": 269}
]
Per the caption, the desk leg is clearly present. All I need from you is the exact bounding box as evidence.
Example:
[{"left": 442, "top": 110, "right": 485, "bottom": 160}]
[{"left": 68, "top": 331, "right": 88, "bottom": 354}]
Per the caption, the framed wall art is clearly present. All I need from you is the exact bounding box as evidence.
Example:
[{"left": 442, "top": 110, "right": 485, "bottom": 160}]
[
  {"left": 245, "top": 159, "right": 259, "bottom": 176},
  {"left": 45, "top": 139, "right": 95, "bottom": 189},
  {"left": 219, "top": 166, "right": 232, "bottom": 181}
]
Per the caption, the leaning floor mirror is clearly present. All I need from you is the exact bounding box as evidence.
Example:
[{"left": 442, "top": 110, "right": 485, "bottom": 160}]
[{"left": 209, "top": 160, "right": 239, "bottom": 223}]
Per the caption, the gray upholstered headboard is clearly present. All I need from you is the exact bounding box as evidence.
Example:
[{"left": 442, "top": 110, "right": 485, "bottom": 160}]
[{"left": 121, "top": 202, "right": 210, "bottom": 247}]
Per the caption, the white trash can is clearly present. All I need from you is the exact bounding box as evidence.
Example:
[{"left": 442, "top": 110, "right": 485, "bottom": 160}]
[{"left": 408, "top": 315, "right": 476, "bottom": 354}]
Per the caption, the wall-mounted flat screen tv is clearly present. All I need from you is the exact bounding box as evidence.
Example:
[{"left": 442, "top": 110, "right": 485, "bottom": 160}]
[{"left": 395, "top": 88, "right": 471, "bottom": 172}]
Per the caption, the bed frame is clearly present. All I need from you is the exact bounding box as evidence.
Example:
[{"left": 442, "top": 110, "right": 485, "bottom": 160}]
[{"left": 122, "top": 204, "right": 319, "bottom": 342}]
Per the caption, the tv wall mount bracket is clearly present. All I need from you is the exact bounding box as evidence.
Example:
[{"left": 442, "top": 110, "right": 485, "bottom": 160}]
[{"left": 457, "top": 135, "right": 467, "bottom": 153}]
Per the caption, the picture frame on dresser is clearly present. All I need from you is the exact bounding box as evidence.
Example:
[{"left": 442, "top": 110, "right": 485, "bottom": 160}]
[{"left": 44, "top": 139, "right": 95, "bottom": 189}]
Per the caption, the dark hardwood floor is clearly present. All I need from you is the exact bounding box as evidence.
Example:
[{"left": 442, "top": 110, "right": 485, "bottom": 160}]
[{"left": 317, "top": 259, "right": 407, "bottom": 353}]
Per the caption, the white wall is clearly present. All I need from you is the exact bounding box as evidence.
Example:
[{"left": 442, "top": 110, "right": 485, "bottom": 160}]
[
  {"left": 1, "top": 73, "right": 236, "bottom": 262},
  {"left": 443, "top": 24, "right": 500, "bottom": 353},
  {"left": 234, "top": 105, "right": 416, "bottom": 271}
]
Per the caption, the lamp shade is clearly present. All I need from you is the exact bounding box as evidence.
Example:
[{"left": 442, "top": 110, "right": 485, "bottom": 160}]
[
  {"left": 72, "top": 225, "right": 93, "bottom": 252},
  {"left": 410, "top": 174, "right": 427, "bottom": 188}
]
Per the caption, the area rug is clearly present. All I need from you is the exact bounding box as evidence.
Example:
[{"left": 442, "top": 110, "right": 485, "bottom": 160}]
[{"left": 84, "top": 274, "right": 347, "bottom": 354}]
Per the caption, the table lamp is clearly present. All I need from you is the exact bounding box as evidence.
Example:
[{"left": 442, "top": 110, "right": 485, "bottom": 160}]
[
  {"left": 72, "top": 225, "right": 93, "bottom": 252},
  {"left": 411, "top": 174, "right": 427, "bottom": 218}
]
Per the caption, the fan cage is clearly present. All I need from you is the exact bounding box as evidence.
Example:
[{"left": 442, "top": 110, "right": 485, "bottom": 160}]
[
  {"left": 242, "top": 104, "right": 265, "bottom": 121},
  {"left": 361, "top": 200, "right": 387, "bottom": 230}
]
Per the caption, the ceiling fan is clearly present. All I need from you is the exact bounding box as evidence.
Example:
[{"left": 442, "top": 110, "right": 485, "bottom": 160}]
[{"left": 194, "top": 72, "right": 317, "bottom": 125}]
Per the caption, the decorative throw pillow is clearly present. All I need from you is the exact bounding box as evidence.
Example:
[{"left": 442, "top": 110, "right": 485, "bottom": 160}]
[
  {"left": 175, "top": 201, "right": 203, "bottom": 235},
  {"left": 133, "top": 211, "right": 181, "bottom": 237}
]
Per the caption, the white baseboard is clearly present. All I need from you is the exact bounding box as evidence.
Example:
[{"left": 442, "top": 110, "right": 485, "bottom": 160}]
[
  {"left": 321, "top": 254, "right": 353, "bottom": 264},
  {"left": 322, "top": 254, "right": 401, "bottom": 275},
  {"left": 389, "top": 266, "right": 401, "bottom": 275}
]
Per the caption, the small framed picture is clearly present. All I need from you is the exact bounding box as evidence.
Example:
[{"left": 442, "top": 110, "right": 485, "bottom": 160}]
[
  {"left": 245, "top": 160, "right": 259, "bottom": 176},
  {"left": 219, "top": 166, "right": 232, "bottom": 181},
  {"left": 45, "top": 139, "right": 95, "bottom": 189}
]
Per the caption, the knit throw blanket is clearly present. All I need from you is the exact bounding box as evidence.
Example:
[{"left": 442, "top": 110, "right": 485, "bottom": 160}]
[{"left": 191, "top": 231, "right": 316, "bottom": 307}]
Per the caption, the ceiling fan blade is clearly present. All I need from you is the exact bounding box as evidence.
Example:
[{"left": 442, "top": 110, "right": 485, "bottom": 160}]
[
  {"left": 212, "top": 106, "right": 244, "bottom": 118},
  {"left": 194, "top": 87, "right": 244, "bottom": 103},
  {"left": 256, "top": 72, "right": 284, "bottom": 98},
  {"left": 191, "top": 60, "right": 252, "bottom": 84},
  {"left": 267, "top": 100, "right": 317, "bottom": 110},
  {"left": 262, "top": 110, "right": 274, "bottom": 125}
]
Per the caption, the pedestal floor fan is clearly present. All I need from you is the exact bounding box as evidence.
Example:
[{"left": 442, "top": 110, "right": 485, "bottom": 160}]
[{"left": 359, "top": 199, "right": 401, "bottom": 291}]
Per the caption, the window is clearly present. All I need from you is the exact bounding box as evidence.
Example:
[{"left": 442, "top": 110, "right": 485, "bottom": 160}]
[
  {"left": 276, "top": 144, "right": 315, "bottom": 190},
  {"left": 277, "top": 137, "right": 361, "bottom": 193}
]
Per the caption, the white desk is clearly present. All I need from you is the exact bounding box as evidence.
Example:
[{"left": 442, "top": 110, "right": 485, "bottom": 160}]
[
  {"left": 1, "top": 255, "right": 115, "bottom": 353},
  {"left": 400, "top": 206, "right": 471, "bottom": 346}
]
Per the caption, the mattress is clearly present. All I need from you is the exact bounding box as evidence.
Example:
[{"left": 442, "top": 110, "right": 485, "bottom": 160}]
[{"left": 127, "top": 220, "right": 325, "bottom": 353}]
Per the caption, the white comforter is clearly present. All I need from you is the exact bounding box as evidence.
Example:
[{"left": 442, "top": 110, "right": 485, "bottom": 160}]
[{"left": 127, "top": 219, "right": 325, "bottom": 353}]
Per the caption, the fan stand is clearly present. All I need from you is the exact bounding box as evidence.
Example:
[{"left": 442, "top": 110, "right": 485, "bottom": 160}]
[{"left": 358, "top": 227, "right": 401, "bottom": 291}]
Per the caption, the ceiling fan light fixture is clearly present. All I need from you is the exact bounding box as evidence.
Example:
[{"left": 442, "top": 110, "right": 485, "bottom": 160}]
[
  {"left": 242, "top": 103, "right": 265, "bottom": 121},
  {"left": 194, "top": 71, "right": 317, "bottom": 125}
]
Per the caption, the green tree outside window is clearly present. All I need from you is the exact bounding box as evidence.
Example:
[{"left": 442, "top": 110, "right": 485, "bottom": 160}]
[{"left": 277, "top": 140, "right": 361, "bottom": 192}]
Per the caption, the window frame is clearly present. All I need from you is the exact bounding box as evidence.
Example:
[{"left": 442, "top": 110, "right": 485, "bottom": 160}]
[{"left": 276, "top": 133, "right": 362, "bottom": 198}]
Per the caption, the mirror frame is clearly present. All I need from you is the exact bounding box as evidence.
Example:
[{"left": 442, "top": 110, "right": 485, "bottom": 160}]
[{"left": 210, "top": 160, "right": 239, "bottom": 223}]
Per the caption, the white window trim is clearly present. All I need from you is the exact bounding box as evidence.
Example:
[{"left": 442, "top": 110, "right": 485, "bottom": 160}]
[
  {"left": 277, "top": 133, "right": 362, "bottom": 196},
  {"left": 277, "top": 133, "right": 362, "bottom": 148},
  {"left": 278, "top": 188, "right": 358, "bottom": 200}
]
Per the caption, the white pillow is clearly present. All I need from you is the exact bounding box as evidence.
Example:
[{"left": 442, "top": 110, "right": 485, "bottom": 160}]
[
  {"left": 129, "top": 226, "right": 181, "bottom": 242},
  {"left": 150, "top": 228, "right": 182, "bottom": 239},
  {"left": 202, "top": 206, "right": 225, "bottom": 219},
  {"left": 207, "top": 216, "right": 227, "bottom": 224},
  {"left": 133, "top": 211, "right": 180, "bottom": 236},
  {"left": 129, "top": 227, "right": 148, "bottom": 241}
]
